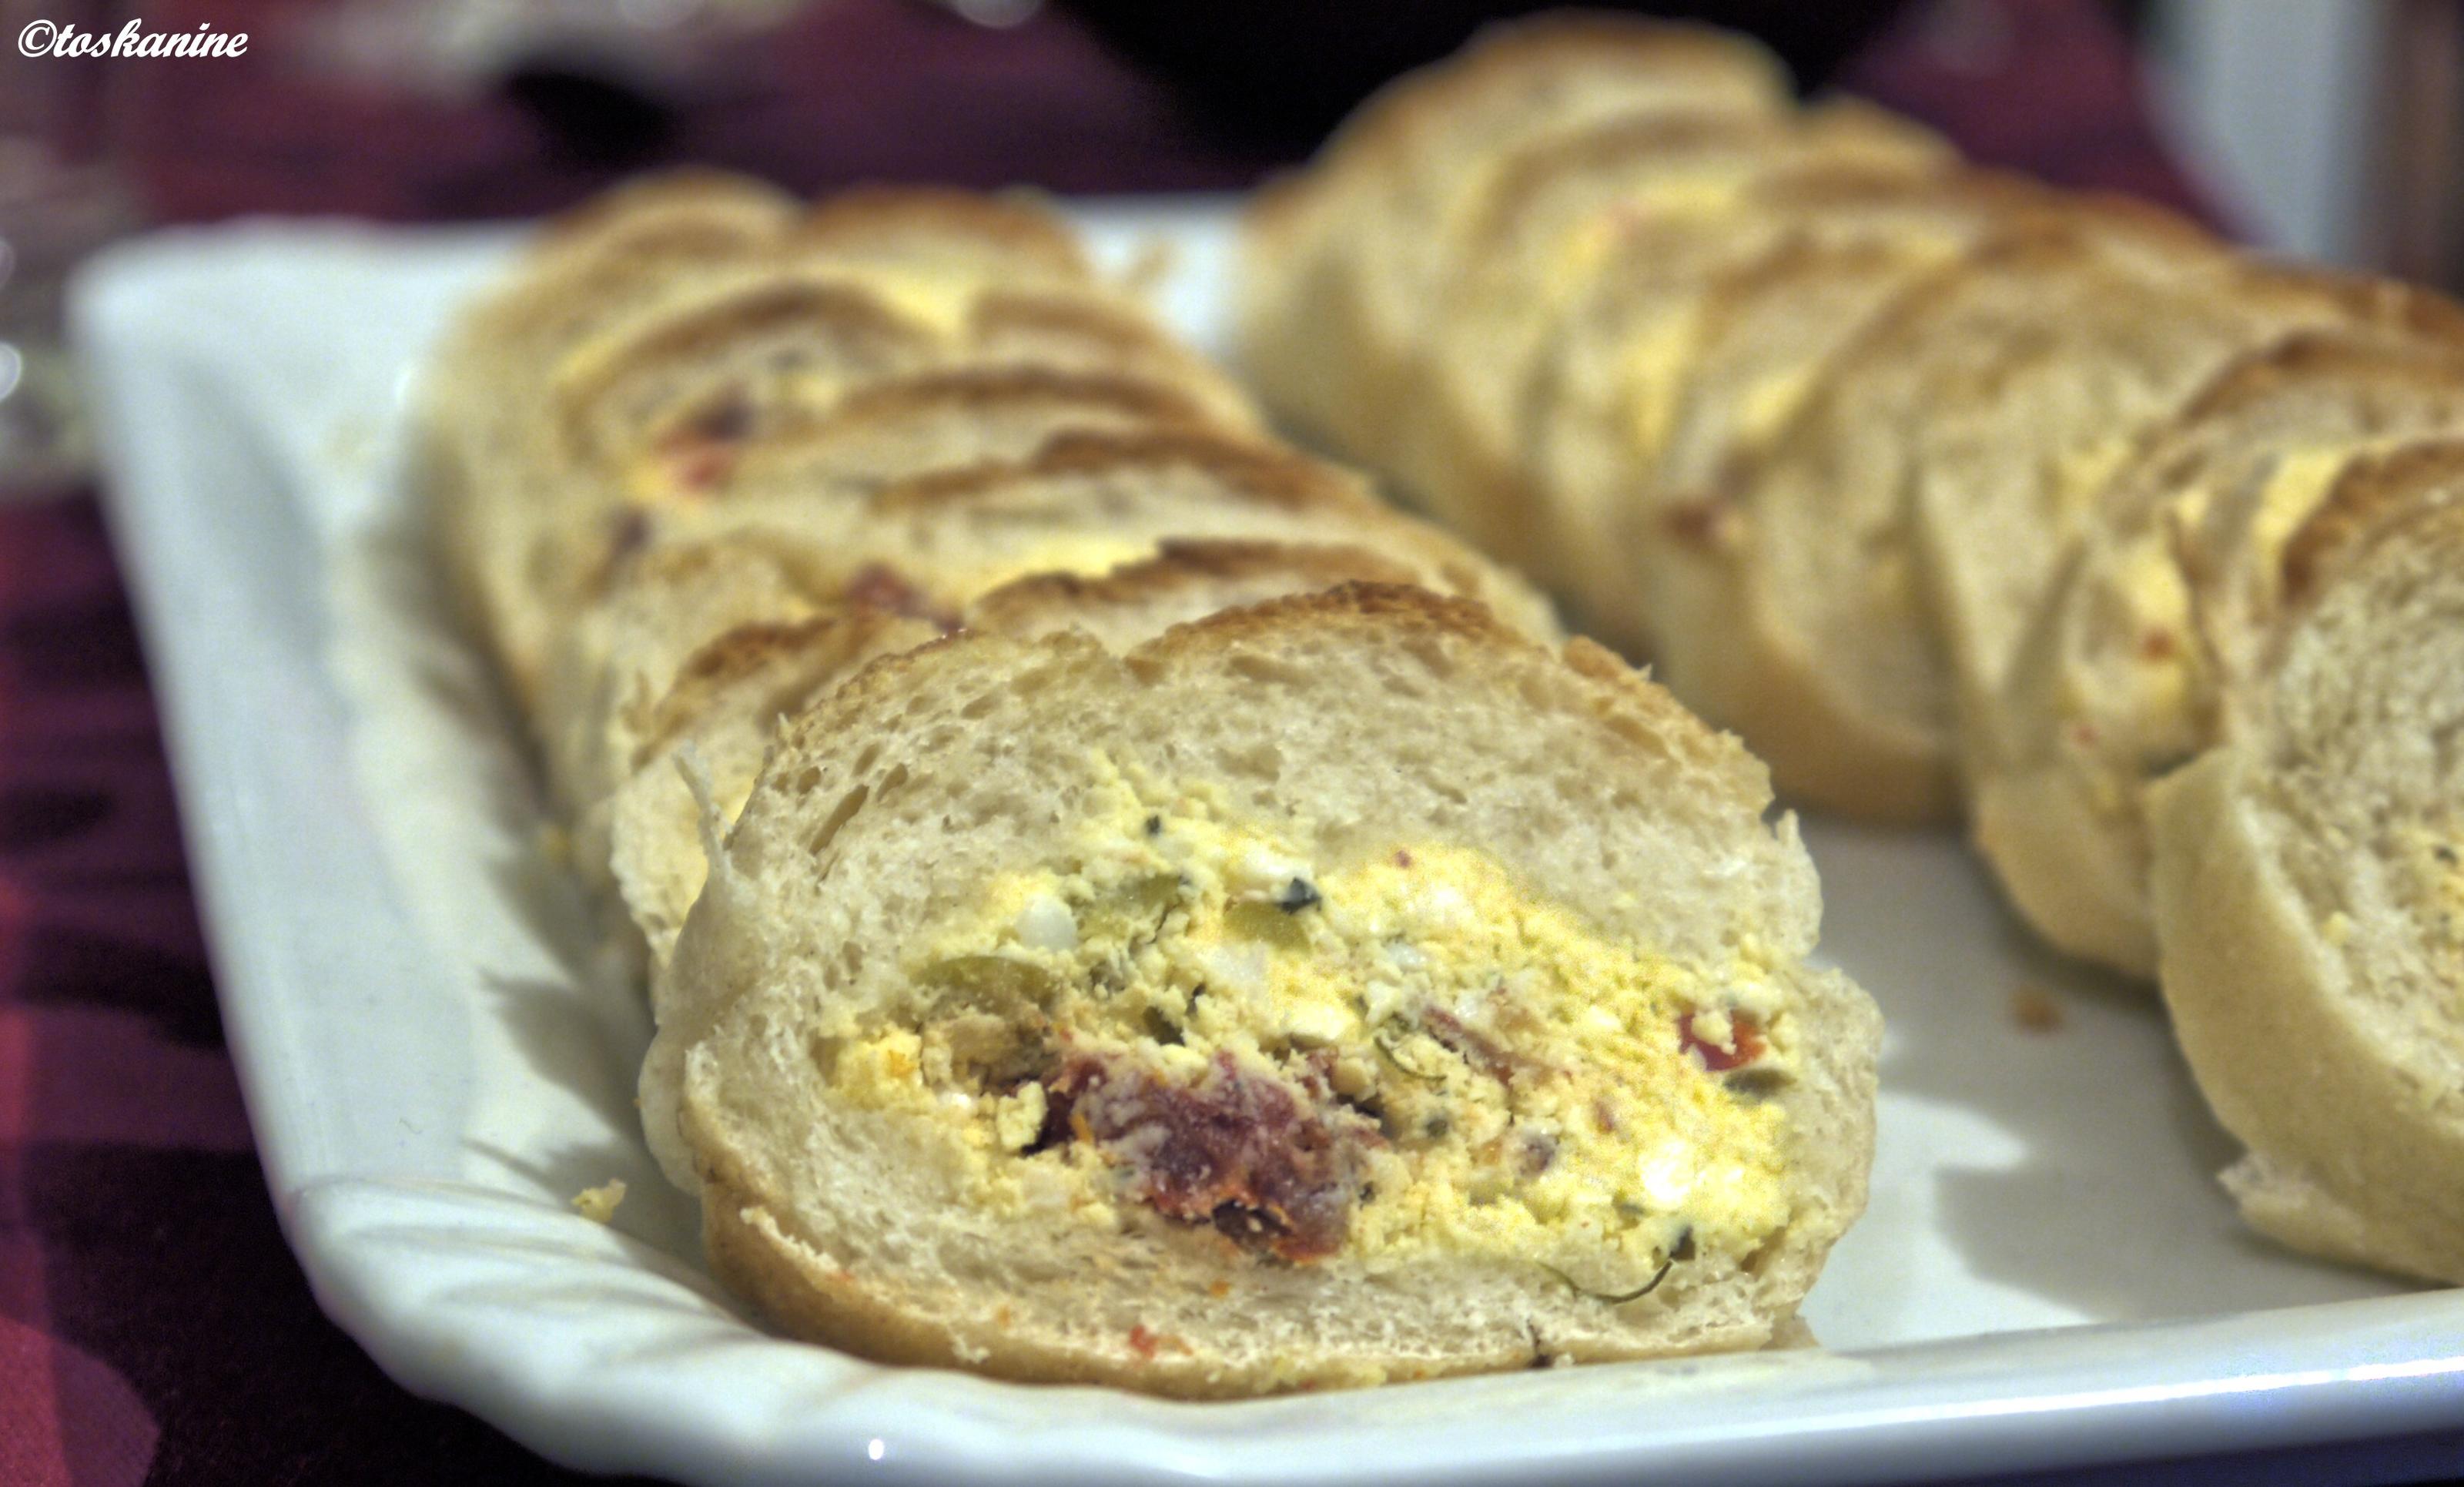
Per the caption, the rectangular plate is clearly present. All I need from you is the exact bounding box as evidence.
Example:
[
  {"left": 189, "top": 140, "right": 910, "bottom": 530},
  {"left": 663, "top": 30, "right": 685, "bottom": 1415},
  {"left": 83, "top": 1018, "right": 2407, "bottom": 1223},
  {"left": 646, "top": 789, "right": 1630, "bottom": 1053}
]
[{"left": 72, "top": 199, "right": 2464, "bottom": 1485}]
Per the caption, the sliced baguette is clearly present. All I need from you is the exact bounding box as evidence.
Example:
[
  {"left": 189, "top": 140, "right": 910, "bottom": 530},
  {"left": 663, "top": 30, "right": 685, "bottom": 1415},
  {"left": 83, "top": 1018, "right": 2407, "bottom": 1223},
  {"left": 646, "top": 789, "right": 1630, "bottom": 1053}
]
[
  {"left": 1654, "top": 229, "right": 2382, "bottom": 822},
  {"left": 1394, "top": 102, "right": 1948, "bottom": 566},
  {"left": 2149, "top": 462, "right": 2464, "bottom": 1281},
  {"left": 1917, "top": 270, "right": 2464, "bottom": 779},
  {"left": 658, "top": 585, "right": 1877, "bottom": 1393},
  {"left": 621, "top": 543, "right": 1486, "bottom": 1167},
  {"left": 559, "top": 432, "right": 1558, "bottom": 986},
  {"left": 1977, "top": 335, "right": 2464, "bottom": 975},
  {"left": 1528, "top": 166, "right": 2124, "bottom": 651},
  {"left": 1235, "top": 15, "right": 1787, "bottom": 480}
]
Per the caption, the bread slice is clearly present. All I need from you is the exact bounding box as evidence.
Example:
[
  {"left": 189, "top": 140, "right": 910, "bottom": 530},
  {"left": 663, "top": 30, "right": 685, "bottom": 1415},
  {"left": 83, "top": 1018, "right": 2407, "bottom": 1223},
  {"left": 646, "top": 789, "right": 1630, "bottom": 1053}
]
[
  {"left": 654, "top": 585, "right": 1877, "bottom": 1394},
  {"left": 1650, "top": 226, "right": 2372, "bottom": 822},
  {"left": 608, "top": 542, "right": 1433, "bottom": 961},
  {"left": 1975, "top": 336, "right": 2464, "bottom": 976},
  {"left": 554, "top": 432, "right": 1560, "bottom": 981},
  {"left": 1916, "top": 269, "right": 2464, "bottom": 779},
  {"left": 1526, "top": 166, "right": 2131, "bottom": 651},
  {"left": 617, "top": 544, "right": 1479, "bottom": 1154},
  {"left": 1234, "top": 14, "right": 1786, "bottom": 481},
  {"left": 434, "top": 182, "right": 1240, "bottom": 709},
  {"left": 480, "top": 348, "right": 1251, "bottom": 715},
  {"left": 2148, "top": 460, "right": 2464, "bottom": 1281},
  {"left": 1394, "top": 102, "right": 1948, "bottom": 570}
]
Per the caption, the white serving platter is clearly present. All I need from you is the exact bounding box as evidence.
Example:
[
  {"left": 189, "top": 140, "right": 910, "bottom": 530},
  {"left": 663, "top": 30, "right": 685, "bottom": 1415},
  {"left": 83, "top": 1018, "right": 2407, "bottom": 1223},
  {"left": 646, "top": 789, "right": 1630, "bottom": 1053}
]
[{"left": 70, "top": 199, "right": 2464, "bottom": 1485}]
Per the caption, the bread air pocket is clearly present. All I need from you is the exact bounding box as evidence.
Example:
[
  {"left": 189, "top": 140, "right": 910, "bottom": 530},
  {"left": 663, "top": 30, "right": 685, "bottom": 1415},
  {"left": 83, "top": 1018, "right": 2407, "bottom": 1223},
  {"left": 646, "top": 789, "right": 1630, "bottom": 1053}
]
[{"left": 654, "top": 586, "right": 1876, "bottom": 1395}]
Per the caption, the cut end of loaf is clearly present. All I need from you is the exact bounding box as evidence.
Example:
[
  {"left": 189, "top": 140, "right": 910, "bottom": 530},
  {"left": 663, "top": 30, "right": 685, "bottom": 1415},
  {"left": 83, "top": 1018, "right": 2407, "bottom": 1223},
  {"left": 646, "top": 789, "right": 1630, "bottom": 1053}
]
[{"left": 667, "top": 592, "right": 1874, "bottom": 1393}]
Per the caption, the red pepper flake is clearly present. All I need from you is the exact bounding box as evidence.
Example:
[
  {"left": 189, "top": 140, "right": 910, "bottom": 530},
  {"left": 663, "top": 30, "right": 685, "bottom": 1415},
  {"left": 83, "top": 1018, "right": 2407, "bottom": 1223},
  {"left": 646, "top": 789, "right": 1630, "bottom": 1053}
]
[
  {"left": 664, "top": 440, "right": 735, "bottom": 496},
  {"left": 2139, "top": 628, "right": 2178, "bottom": 661},
  {"left": 1678, "top": 1010, "right": 1765, "bottom": 1073},
  {"left": 1127, "top": 1325, "right": 1160, "bottom": 1360},
  {"left": 1393, "top": 849, "right": 1414, "bottom": 869},
  {"left": 1662, "top": 497, "right": 1731, "bottom": 548},
  {"left": 842, "top": 562, "right": 962, "bottom": 631}
]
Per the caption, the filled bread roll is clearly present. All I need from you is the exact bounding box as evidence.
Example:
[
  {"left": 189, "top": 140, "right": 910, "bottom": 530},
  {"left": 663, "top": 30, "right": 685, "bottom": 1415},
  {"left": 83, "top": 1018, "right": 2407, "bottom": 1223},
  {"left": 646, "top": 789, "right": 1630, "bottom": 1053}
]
[
  {"left": 2149, "top": 451, "right": 2464, "bottom": 1282},
  {"left": 563, "top": 430, "right": 1558, "bottom": 978},
  {"left": 1525, "top": 166, "right": 2118, "bottom": 649},
  {"left": 1389, "top": 100, "right": 1949, "bottom": 568},
  {"left": 1238, "top": 15, "right": 1789, "bottom": 494},
  {"left": 1977, "top": 334, "right": 2464, "bottom": 976},
  {"left": 430, "top": 186, "right": 1248, "bottom": 706},
  {"left": 437, "top": 166, "right": 1883, "bottom": 1391},
  {"left": 656, "top": 586, "right": 1877, "bottom": 1393},
  {"left": 1659, "top": 236, "right": 2415, "bottom": 822}
]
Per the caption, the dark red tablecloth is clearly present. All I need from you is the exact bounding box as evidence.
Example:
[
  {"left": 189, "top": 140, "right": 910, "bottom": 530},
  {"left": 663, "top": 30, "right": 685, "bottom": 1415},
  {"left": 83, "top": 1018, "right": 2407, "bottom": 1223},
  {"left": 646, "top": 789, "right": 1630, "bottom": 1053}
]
[{"left": 0, "top": 2, "right": 2278, "bottom": 1482}]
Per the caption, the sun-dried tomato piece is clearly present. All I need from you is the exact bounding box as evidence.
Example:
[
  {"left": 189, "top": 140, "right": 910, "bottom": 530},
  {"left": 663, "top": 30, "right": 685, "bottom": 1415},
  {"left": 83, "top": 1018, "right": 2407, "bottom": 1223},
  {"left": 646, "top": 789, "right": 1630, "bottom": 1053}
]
[
  {"left": 1678, "top": 1010, "right": 1766, "bottom": 1073},
  {"left": 1043, "top": 1050, "right": 1374, "bottom": 1262}
]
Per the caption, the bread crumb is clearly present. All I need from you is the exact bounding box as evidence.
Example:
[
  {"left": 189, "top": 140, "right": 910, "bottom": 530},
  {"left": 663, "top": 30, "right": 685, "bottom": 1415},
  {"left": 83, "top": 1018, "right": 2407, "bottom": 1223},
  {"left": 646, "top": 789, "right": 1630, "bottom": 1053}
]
[
  {"left": 571, "top": 1179, "right": 627, "bottom": 1224},
  {"left": 2010, "top": 986, "right": 2064, "bottom": 1033}
]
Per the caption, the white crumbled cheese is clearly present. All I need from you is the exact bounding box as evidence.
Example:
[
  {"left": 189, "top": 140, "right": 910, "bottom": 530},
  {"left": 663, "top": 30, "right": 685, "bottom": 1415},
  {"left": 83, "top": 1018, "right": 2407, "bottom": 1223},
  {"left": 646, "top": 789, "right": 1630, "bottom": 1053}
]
[
  {"left": 1689, "top": 1007, "right": 1736, "bottom": 1050},
  {"left": 995, "top": 1083, "right": 1048, "bottom": 1151},
  {"left": 1640, "top": 1139, "right": 1698, "bottom": 1210},
  {"left": 1407, "top": 880, "right": 1475, "bottom": 934},
  {"left": 1200, "top": 942, "right": 1270, "bottom": 998},
  {"left": 1282, "top": 1000, "right": 1354, "bottom": 1047},
  {"left": 1361, "top": 976, "right": 1408, "bottom": 1028},
  {"left": 939, "top": 1090, "right": 976, "bottom": 1114},
  {"left": 1014, "top": 893, "right": 1078, "bottom": 953},
  {"left": 1229, "top": 845, "right": 1311, "bottom": 901},
  {"left": 1583, "top": 1005, "right": 1625, "bottom": 1037}
]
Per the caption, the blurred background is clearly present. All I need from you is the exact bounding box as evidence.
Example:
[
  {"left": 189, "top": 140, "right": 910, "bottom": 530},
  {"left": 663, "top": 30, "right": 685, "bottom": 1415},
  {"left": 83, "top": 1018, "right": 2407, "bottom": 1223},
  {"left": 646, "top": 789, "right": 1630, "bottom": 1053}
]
[{"left": 0, "top": 0, "right": 2456, "bottom": 489}]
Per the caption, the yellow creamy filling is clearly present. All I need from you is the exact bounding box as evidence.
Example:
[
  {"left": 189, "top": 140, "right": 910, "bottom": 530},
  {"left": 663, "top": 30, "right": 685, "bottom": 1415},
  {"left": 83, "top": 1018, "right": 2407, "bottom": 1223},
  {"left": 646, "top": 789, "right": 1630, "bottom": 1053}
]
[
  {"left": 2396, "top": 822, "right": 2464, "bottom": 973},
  {"left": 836, "top": 759, "right": 1796, "bottom": 1287},
  {"left": 2248, "top": 447, "right": 2361, "bottom": 575},
  {"left": 2063, "top": 447, "right": 2356, "bottom": 795},
  {"left": 1620, "top": 305, "right": 1710, "bottom": 462}
]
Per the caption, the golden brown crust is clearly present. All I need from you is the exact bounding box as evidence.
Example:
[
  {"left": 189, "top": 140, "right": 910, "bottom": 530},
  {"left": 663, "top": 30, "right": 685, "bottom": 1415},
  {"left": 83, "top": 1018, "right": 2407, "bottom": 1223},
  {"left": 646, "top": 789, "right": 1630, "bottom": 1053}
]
[
  {"left": 865, "top": 425, "right": 1365, "bottom": 515},
  {"left": 2278, "top": 440, "right": 2464, "bottom": 608},
  {"left": 1464, "top": 108, "right": 1796, "bottom": 249},
  {"left": 962, "top": 539, "right": 1421, "bottom": 631},
  {"left": 787, "top": 185, "right": 1090, "bottom": 277},
  {"left": 813, "top": 363, "right": 1214, "bottom": 435},
  {"left": 530, "top": 168, "right": 793, "bottom": 253}
]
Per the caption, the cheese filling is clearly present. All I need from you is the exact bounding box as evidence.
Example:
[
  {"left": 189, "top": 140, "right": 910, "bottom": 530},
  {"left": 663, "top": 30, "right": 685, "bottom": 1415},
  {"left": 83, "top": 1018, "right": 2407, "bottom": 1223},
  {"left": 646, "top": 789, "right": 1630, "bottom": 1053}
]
[{"left": 839, "top": 762, "right": 1798, "bottom": 1291}]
